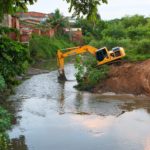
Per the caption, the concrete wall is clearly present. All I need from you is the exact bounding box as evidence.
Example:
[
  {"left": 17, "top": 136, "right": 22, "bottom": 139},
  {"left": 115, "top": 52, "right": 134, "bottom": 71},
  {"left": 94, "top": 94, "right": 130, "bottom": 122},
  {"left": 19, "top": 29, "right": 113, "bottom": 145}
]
[{"left": 0, "top": 14, "right": 12, "bottom": 27}]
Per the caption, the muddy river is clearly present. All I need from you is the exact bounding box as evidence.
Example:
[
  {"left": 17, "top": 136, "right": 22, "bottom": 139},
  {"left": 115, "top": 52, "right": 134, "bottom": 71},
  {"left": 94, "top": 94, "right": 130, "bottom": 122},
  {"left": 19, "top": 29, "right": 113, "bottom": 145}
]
[{"left": 7, "top": 63, "right": 150, "bottom": 150}]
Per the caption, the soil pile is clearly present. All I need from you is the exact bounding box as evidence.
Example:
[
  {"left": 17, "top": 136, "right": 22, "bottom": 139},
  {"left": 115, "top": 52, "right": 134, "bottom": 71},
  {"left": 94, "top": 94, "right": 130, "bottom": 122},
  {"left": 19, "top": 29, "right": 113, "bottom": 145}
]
[{"left": 94, "top": 59, "right": 150, "bottom": 96}]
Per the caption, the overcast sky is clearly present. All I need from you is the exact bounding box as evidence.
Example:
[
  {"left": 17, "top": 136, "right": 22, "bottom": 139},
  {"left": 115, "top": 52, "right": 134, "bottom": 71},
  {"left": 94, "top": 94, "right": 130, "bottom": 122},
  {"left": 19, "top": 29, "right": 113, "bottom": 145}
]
[{"left": 28, "top": 0, "right": 150, "bottom": 20}]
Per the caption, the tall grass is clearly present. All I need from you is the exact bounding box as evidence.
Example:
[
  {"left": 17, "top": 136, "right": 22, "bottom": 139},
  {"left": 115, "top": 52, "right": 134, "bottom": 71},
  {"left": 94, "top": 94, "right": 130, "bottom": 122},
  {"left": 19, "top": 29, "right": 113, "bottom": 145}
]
[{"left": 29, "top": 35, "right": 74, "bottom": 60}]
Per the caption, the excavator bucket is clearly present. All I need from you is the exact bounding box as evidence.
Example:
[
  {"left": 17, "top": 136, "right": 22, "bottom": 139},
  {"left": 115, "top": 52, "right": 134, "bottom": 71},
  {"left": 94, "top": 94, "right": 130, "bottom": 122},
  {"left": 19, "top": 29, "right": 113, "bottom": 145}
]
[{"left": 58, "top": 69, "right": 67, "bottom": 82}]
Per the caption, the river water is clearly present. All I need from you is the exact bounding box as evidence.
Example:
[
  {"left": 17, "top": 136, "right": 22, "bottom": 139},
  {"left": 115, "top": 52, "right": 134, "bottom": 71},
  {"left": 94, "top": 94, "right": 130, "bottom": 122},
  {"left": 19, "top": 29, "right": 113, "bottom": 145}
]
[{"left": 7, "top": 63, "right": 150, "bottom": 150}]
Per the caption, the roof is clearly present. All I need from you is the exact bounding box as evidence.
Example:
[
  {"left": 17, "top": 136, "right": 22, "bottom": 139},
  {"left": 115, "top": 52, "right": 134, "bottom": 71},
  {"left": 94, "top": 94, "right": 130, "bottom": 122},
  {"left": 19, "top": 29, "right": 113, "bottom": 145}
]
[
  {"left": 21, "top": 19, "right": 41, "bottom": 23},
  {"left": 16, "top": 12, "right": 48, "bottom": 18},
  {"left": 64, "top": 28, "right": 82, "bottom": 32}
]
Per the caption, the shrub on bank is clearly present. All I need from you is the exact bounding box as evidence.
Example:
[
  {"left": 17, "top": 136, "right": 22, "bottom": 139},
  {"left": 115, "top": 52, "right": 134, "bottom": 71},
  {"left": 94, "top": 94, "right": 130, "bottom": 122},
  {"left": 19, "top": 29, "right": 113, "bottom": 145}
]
[
  {"left": 0, "top": 106, "right": 12, "bottom": 150},
  {"left": 29, "top": 35, "right": 74, "bottom": 60},
  {"left": 136, "top": 39, "right": 150, "bottom": 54},
  {"left": 0, "top": 37, "right": 30, "bottom": 88},
  {"left": 0, "top": 74, "right": 5, "bottom": 91},
  {"left": 76, "top": 15, "right": 150, "bottom": 62},
  {"left": 74, "top": 55, "right": 109, "bottom": 91}
]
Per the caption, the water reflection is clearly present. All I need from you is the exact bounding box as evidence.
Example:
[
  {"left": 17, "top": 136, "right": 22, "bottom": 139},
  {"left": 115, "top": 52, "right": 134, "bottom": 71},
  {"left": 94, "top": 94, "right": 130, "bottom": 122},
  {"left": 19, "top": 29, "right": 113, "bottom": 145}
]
[
  {"left": 144, "top": 137, "right": 150, "bottom": 150},
  {"left": 71, "top": 115, "right": 115, "bottom": 137},
  {"left": 10, "top": 135, "right": 28, "bottom": 150},
  {"left": 58, "top": 82, "right": 65, "bottom": 114},
  {"left": 120, "top": 98, "right": 150, "bottom": 114}
]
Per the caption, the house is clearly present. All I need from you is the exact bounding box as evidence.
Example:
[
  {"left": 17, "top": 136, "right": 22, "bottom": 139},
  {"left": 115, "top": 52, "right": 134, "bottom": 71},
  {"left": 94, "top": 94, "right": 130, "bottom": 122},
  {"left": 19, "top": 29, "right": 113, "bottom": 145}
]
[
  {"left": 1, "top": 12, "right": 56, "bottom": 43},
  {"left": 16, "top": 12, "right": 49, "bottom": 22},
  {"left": 16, "top": 12, "right": 55, "bottom": 39},
  {"left": 64, "top": 28, "right": 83, "bottom": 43},
  {"left": 0, "top": 14, "right": 20, "bottom": 40},
  {"left": 0, "top": 15, "right": 12, "bottom": 27},
  {"left": 0, "top": 14, "right": 19, "bottom": 29},
  {"left": 1, "top": 12, "right": 82, "bottom": 44},
  {"left": 16, "top": 11, "right": 48, "bottom": 28}
]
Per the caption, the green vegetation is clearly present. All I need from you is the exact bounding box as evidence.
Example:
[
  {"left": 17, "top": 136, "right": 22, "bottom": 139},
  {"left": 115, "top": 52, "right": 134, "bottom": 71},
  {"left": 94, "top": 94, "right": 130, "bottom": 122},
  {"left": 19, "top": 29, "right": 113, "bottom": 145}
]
[
  {"left": 0, "top": 27, "right": 19, "bottom": 36},
  {"left": 29, "top": 34, "right": 74, "bottom": 60},
  {"left": 0, "top": 107, "right": 12, "bottom": 150},
  {"left": 66, "top": 0, "right": 107, "bottom": 22},
  {"left": 75, "top": 15, "right": 150, "bottom": 61},
  {"left": 75, "top": 55, "right": 109, "bottom": 91},
  {"left": 0, "top": 107, "right": 11, "bottom": 133},
  {"left": 45, "top": 9, "right": 68, "bottom": 29},
  {"left": 0, "top": 74, "right": 6, "bottom": 91},
  {"left": 0, "top": 0, "right": 36, "bottom": 21},
  {"left": 0, "top": 36, "right": 30, "bottom": 90}
]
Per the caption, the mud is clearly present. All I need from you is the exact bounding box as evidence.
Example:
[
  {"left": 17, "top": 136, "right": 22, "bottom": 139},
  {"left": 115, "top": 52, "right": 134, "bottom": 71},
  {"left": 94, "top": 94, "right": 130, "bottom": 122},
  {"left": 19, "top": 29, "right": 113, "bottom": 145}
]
[{"left": 94, "top": 59, "right": 150, "bottom": 96}]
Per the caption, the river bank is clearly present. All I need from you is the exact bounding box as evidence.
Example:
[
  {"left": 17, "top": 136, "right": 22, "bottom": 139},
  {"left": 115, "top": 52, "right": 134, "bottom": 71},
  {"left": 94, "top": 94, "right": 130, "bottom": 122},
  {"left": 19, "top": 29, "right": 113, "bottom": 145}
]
[{"left": 93, "top": 59, "right": 150, "bottom": 96}]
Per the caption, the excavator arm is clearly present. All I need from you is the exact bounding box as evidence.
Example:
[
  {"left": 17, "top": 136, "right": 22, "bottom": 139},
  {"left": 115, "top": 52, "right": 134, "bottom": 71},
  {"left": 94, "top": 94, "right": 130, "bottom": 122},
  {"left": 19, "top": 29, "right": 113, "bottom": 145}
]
[{"left": 57, "top": 45, "right": 97, "bottom": 80}]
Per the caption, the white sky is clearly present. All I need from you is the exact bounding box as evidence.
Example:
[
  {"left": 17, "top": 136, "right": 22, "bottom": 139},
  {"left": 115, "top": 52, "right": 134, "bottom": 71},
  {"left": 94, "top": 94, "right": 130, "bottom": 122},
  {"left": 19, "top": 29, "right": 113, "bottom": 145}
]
[{"left": 28, "top": 0, "right": 150, "bottom": 20}]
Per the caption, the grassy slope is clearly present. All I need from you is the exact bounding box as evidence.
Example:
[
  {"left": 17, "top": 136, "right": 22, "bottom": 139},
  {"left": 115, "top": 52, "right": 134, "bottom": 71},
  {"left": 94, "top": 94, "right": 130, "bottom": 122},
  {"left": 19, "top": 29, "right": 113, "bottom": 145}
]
[{"left": 29, "top": 35, "right": 75, "bottom": 60}]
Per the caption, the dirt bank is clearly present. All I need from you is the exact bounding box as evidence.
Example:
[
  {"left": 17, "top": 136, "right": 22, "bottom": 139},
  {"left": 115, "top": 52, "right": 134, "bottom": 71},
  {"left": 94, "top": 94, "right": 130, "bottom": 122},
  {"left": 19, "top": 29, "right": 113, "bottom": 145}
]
[{"left": 94, "top": 59, "right": 150, "bottom": 96}]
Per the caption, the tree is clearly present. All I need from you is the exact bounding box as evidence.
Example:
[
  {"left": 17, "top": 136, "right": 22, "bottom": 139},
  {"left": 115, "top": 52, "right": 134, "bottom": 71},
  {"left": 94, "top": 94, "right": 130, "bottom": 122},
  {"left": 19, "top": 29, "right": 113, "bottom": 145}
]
[
  {"left": 66, "top": 0, "right": 107, "bottom": 21},
  {"left": 0, "top": 0, "right": 107, "bottom": 21},
  {"left": 45, "top": 9, "right": 68, "bottom": 30},
  {"left": 0, "top": 0, "right": 36, "bottom": 21}
]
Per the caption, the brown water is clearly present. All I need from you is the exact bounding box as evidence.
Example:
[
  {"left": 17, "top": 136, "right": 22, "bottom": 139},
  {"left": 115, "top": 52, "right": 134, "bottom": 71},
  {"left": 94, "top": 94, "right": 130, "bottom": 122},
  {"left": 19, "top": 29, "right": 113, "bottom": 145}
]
[{"left": 7, "top": 64, "right": 150, "bottom": 150}]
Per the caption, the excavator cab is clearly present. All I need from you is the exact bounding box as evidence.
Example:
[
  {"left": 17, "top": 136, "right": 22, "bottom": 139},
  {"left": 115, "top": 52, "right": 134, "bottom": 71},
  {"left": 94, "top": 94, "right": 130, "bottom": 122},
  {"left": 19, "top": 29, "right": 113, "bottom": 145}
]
[
  {"left": 96, "top": 47, "right": 126, "bottom": 65},
  {"left": 96, "top": 47, "right": 109, "bottom": 61}
]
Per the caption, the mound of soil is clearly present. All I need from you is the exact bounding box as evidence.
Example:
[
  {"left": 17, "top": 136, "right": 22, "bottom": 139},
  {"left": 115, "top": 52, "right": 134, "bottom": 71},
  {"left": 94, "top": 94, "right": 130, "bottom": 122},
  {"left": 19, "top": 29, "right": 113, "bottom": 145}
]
[{"left": 94, "top": 59, "right": 150, "bottom": 96}]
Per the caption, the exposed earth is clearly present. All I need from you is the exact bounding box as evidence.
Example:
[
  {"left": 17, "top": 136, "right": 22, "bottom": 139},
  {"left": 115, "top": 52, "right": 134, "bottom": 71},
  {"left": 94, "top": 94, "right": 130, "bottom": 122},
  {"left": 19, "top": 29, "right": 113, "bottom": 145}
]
[{"left": 94, "top": 59, "right": 150, "bottom": 96}]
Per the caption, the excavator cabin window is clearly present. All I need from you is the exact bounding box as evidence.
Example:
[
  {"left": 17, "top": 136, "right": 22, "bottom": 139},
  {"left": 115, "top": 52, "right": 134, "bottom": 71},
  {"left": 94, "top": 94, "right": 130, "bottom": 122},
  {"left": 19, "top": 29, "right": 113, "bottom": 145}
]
[{"left": 96, "top": 48, "right": 108, "bottom": 61}]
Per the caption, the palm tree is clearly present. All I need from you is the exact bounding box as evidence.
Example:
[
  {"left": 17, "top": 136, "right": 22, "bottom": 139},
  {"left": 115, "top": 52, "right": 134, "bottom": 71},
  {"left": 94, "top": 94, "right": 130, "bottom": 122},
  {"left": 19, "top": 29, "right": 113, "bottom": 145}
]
[{"left": 45, "top": 9, "right": 68, "bottom": 32}]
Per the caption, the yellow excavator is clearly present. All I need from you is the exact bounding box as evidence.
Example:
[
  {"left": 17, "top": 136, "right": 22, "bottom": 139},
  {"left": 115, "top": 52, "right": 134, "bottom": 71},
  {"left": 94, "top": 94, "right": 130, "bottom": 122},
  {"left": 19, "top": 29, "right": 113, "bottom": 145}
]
[{"left": 57, "top": 45, "right": 126, "bottom": 80}]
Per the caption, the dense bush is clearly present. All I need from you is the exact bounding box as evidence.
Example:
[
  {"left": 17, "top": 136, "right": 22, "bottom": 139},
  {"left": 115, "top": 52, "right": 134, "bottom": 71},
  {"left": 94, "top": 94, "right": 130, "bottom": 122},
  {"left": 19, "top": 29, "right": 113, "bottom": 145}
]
[
  {"left": 29, "top": 35, "right": 74, "bottom": 60},
  {"left": 0, "top": 37, "right": 30, "bottom": 87},
  {"left": 0, "top": 107, "right": 11, "bottom": 132},
  {"left": 75, "top": 55, "right": 109, "bottom": 91},
  {"left": 0, "top": 107, "right": 12, "bottom": 150},
  {"left": 0, "top": 26, "right": 19, "bottom": 36},
  {"left": 76, "top": 15, "right": 150, "bottom": 61},
  {"left": 136, "top": 39, "right": 150, "bottom": 54},
  {"left": 0, "top": 74, "right": 5, "bottom": 91}
]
